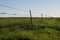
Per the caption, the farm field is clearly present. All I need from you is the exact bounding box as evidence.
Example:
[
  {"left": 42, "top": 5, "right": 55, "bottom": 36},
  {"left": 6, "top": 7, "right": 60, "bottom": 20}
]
[{"left": 0, "top": 17, "right": 60, "bottom": 40}]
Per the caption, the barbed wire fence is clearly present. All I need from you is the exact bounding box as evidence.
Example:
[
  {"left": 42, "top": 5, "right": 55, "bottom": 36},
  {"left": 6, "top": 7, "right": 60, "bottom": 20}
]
[{"left": 0, "top": 4, "right": 49, "bottom": 40}]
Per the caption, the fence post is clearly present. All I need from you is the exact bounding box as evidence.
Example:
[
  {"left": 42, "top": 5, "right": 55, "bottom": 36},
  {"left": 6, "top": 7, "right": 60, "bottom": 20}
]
[{"left": 29, "top": 9, "right": 33, "bottom": 29}]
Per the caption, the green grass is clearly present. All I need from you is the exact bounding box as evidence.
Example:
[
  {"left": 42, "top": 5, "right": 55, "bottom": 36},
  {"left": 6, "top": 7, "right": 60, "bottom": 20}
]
[{"left": 0, "top": 17, "right": 60, "bottom": 40}]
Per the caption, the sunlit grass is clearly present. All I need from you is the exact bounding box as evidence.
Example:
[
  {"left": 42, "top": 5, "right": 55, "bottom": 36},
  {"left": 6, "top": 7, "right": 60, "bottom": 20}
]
[{"left": 0, "top": 17, "right": 60, "bottom": 40}]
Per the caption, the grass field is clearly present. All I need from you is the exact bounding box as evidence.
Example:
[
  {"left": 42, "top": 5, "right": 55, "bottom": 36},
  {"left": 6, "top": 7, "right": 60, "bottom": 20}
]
[{"left": 0, "top": 17, "right": 60, "bottom": 40}]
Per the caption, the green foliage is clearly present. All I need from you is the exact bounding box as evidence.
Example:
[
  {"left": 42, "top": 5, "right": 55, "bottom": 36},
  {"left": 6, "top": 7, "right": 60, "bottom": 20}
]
[{"left": 0, "top": 18, "right": 60, "bottom": 40}]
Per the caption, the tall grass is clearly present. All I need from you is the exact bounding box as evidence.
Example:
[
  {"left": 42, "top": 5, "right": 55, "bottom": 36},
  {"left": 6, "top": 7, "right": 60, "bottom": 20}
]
[{"left": 0, "top": 17, "right": 60, "bottom": 40}]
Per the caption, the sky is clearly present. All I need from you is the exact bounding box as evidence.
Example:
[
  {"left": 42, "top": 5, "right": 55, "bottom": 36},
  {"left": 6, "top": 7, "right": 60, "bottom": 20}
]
[{"left": 0, "top": 0, "right": 60, "bottom": 17}]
